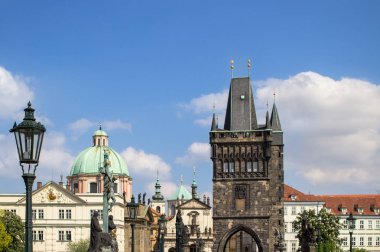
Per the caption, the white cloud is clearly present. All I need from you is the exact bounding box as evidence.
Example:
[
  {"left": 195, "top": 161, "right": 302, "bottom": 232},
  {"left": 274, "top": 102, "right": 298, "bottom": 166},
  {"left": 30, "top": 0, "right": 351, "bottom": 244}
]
[
  {"left": 121, "top": 147, "right": 171, "bottom": 181},
  {"left": 69, "top": 118, "right": 132, "bottom": 139},
  {"left": 176, "top": 142, "right": 211, "bottom": 167},
  {"left": 255, "top": 72, "right": 380, "bottom": 189},
  {"left": 0, "top": 132, "right": 75, "bottom": 182},
  {"left": 179, "top": 89, "right": 228, "bottom": 126},
  {"left": 0, "top": 66, "right": 34, "bottom": 119}
]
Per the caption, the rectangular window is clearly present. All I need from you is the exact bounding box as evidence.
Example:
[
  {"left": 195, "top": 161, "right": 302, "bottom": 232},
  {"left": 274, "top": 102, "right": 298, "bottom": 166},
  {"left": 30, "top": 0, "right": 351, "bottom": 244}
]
[
  {"left": 292, "top": 223, "right": 296, "bottom": 233},
  {"left": 284, "top": 207, "right": 288, "bottom": 215},
  {"left": 360, "top": 220, "right": 364, "bottom": 229},
  {"left": 66, "top": 231, "right": 72, "bottom": 241},
  {"left": 246, "top": 161, "right": 252, "bottom": 172},
  {"left": 376, "top": 220, "right": 380, "bottom": 229},
  {"left": 284, "top": 222, "right": 287, "bottom": 233},
  {"left": 253, "top": 161, "right": 258, "bottom": 172},
  {"left": 352, "top": 237, "right": 356, "bottom": 246},
  {"left": 368, "top": 237, "right": 373, "bottom": 246},
  {"left": 369, "top": 220, "right": 373, "bottom": 229},
  {"left": 291, "top": 243, "right": 296, "bottom": 252},
  {"left": 38, "top": 230, "right": 44, "bottom": 241},
  {"left": 90, "top": 210, "right": 103, "bottom": 220},
  {"left": 33, "top": 230, "right": 37, "bottom": 241},
  {"left": 223, "top": 162, "right": 229, "bottom": 173},
  {"left": 59, "top": 209, "right": 65, "bottom": 219},
  {"left": 229, "top": 162, "right": 235, "bottom": 173},
  {"left": 32, "top": 209, "right": 37, "bottom": 219},
  {"left": 292, "top": 206, "right": 296, "bottom": 215},
  {"left": 360, "top": 237, "right": 364, "bottom": 246},
  {"left": 343, "top": 237, "right": 347, "bottom": 246},
  {"left": 301, "top": 206, "right": 305, "bottom": 213},
  {"left": 113, "top": 183, "right": 118, "bottom": 194},
  {"left": 90, "top": 182, "right": 97, "bottom": 193},
  {"left": 38, "top": 209, "right": 44, "bottom": 219},
  {"left": 58, "top": 231, "right": 64, "bottom": 241},
  {"left": 343, "top": 220, "right": 348, "bottom": 229},
  {"left": 376, "top": 237, "right": 380, "bottom": 246},
  {"left": 66, "top": 210, "right": 72, "bottom": 219}
]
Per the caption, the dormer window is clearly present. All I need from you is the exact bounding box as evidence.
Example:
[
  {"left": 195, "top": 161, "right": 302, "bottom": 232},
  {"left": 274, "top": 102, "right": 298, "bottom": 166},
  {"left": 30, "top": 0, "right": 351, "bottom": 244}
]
[
  {"left": 290, "top": 194, "right": 297, "bottom": 201},
  {"left": 326, "top": 207, "right": 331, "bottom": 213},
  {"left": 358, "top": 208, "right": 363, "bottom": 214},
  {"left": 374, "top": 208, "right": 379, "bottom": 214},
  {"left": 341, "top": 207, "right": 347, "bottom": 214}
]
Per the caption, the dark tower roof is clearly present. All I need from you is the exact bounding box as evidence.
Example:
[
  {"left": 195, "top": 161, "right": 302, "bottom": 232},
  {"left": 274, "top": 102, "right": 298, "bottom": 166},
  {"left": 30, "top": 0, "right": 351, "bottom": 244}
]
[
  {"left": 211, "top": 113, "right": 217, "bottom": 131},
  {"left": 223, "top": 77, "right": 257, "bottom": 131},
  {"left": 270, "top": 102, "right": 282, "bottom": 131},
  {"left": 152, "top": 175, "right": 164, "bottom": 201}
]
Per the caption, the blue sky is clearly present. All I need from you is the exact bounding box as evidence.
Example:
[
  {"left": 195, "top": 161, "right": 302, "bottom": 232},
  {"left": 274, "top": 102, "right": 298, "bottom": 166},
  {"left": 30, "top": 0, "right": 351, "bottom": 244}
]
[{"left": 0, "top": 1, "right": 379, "bottom": 197}]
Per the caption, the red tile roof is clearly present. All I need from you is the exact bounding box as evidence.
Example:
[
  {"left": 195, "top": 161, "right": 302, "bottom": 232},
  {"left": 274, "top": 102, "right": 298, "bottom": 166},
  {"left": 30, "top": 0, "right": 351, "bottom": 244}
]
[{"left": 284, "top": 184, "right": 380, "bottom": 216}]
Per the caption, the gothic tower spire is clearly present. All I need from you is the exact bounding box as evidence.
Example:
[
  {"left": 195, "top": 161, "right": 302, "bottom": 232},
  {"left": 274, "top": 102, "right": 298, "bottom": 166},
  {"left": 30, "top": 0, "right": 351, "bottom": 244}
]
[{"left": 191, "top": 167, "right": 199, "bottom": 199}]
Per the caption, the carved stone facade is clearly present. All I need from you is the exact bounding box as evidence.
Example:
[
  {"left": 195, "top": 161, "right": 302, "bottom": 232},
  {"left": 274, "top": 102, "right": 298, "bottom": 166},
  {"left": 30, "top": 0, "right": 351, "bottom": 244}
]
[{"left": 210, "top": 77, "right": 284, "bottom": 252}]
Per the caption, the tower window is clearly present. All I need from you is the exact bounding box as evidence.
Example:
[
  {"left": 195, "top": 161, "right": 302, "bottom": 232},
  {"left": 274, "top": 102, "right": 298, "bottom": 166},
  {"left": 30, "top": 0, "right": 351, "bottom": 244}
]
[
  {"left": 103, "top": 139, "right": 105, "bottom": 146},
  {"left": 229, "top": 162, "right": 235, "bottom": 173},
  {"left": 247, "top": 161, "right": 252, "bottom": 172},
  {"left": 253, "top": 161, "right": 258, "bottom": 172},
  {"left": 223, "top": 162, "right": 229, "bottom": 173},
  {"left": 97, "top": 139, "right": 100, "bottom": 146},
  {"left": 90, "top": 182, "right": 97, "bottom": 193},
  {"left": 156, "top": 206, "right": 161, "bottom": 213},
  {"left": 113, "top": 183, "right": 118, "bottom": 194}
]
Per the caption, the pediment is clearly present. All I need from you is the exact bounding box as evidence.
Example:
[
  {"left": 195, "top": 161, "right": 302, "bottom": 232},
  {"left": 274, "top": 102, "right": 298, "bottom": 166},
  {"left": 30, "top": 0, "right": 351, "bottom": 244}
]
[
  {"left": 17, "top": 181, "right": 86, "bottom": 205},
  {"left": 179, "top": 199, "right": 211, "bottom": 210}
]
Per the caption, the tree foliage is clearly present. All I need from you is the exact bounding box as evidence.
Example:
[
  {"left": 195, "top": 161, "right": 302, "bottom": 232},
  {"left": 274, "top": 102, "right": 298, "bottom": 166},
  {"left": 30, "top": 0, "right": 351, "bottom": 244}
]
[
  {"left": 0, "top": 210, "right": 24, "bottom": 252},
  {"left": 67, "top": 239, "right": 90, "bottom": 252},
  {"left": 0, "top": 221, "right": 12, "bottom": 251},
  {"left": 293, "top": 208, "right": 342, "bottom": 252}
]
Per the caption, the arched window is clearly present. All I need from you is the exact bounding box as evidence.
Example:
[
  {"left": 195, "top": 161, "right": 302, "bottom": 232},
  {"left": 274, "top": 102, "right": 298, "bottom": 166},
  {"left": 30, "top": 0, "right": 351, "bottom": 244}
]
[
  {"left": 113, "top": 183, "right": 118, "bottom": 193},
  {"left": 156, "top": 206, "right": 161, "bottom": 213},
  {"left": 97, "top": 139, "right": 100, "bottom": 146},
  {"left": 103, "top": 139, "right": 105, "bottom": 146}
]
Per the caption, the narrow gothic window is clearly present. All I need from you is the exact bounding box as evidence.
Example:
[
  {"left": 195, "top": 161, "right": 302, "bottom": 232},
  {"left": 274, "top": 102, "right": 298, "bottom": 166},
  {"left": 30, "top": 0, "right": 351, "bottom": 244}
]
[
  {"left": 253, "top": 161, "right": 258, "bottom": 172},
  {"left": 224, "top": 161, "right": 229, "bottom": 173},
  {"left": 246, "top": 161, "right": 252, "bottom": 172},
  {"left": 103, "top": 139, "right": 105, "bottom": 146},
  {"left": 235, "top": 185, "right": 247, "bottom": 210},
  {"left": 229, "top": 161, "right": 235, "bottom": 173},
  {"left": 97, "top": 139, "right": 100, "bottom": 146}
]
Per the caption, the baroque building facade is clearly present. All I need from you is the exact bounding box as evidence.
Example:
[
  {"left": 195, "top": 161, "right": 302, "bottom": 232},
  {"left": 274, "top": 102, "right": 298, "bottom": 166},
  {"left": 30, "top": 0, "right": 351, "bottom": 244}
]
[{"left": 210, "top": 76, "right": 284, "bottom": 251}]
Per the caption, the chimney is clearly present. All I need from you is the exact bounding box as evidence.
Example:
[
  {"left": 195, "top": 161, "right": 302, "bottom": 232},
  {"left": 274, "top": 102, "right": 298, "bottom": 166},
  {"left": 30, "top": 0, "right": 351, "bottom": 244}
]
[
  {"left": 37, "top": 181, "right": 42, "bottom": 189},
  {"left": 207, "top": 196, "right": 210, "bottom": 206},
  {"left": 59, "top": 181, "right": 64, "bottom": 187}
]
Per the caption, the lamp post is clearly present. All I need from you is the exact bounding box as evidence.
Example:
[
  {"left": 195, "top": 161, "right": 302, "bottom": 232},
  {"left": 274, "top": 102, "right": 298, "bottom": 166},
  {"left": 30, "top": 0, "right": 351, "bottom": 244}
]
[
  {"left": 10, "top": 102, "right": 46, "bottom": 252},
  {"left": 127, "top": 195, "right": 138, "bottom": 252},
  {"left": 157, "top": 214, "right": 167, "bottom": 252},
  {"left": 347, "top": 212, "right": 356, "bottom": 252}
]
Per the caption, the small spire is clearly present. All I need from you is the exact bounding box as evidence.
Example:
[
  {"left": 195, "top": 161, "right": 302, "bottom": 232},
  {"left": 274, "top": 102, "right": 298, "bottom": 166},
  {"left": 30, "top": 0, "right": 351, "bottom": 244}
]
[
  {"left": 270, "top": 101, "right": 282, "bottom": 131},
  {"left": 247, "top": 59, "right": 252, "bottom": 77},
  {"left": 230, "top": 59, "right": 234, "bottom": 78},
  {"left": 273, "top": 88, "right": 276, "bottom": 103},
  {"left": 211, "top": 113, "right": 217, "bottom": 131},
  {"left": 99, "top": 122, "right": 102, "bottom": 131},
  {"left": 191, "top": 167, "right": 198, "bottom": 199}
]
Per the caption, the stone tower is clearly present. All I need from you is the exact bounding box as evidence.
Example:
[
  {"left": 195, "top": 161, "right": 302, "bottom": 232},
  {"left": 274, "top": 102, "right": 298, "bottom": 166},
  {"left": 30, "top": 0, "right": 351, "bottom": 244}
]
[{"left": 210, "top": 76, "right": 284, "bottom": 252}]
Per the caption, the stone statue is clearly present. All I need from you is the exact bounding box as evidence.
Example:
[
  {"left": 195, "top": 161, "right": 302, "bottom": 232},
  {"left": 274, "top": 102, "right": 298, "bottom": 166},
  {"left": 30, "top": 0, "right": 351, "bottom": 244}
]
[
  {"left": 101, "top": 149, "right": 116, "bottom": 212},
  {"left": 299, "top": 217, "right": 316, "bottom": 252},
  {"left": 143, "top": 192, "right": 146, "bottom": 205},
  {"left": 88, "top": 211, "right": 102, "bottom": 252},
  {"left": 108, "top": 215, "right": 118, "bottom": 252},
  {"left": 138, "top": 193, "right": 142, "bottom": 203}
]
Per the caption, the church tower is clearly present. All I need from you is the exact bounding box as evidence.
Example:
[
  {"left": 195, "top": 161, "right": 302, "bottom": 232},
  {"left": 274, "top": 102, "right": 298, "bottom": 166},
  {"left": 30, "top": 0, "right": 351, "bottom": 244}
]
[
  {"left": 210, "top": 67, "right": 284, "bottom": 251},
  {"left": 151, "top": 172, "right": 166, "bottom": 214}
]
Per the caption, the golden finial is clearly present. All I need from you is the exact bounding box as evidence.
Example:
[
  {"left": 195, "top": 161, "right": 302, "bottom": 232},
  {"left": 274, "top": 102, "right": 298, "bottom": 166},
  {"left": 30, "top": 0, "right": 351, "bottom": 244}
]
[{"left": 230, "top": 59, "right": 234, "bottom": 78}]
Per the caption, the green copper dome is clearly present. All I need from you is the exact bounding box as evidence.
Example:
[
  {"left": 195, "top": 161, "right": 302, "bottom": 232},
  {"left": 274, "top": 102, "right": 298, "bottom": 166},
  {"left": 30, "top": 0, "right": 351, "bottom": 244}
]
[
  {"left": 168, "top": 184, "right": 192, "bottom": 201},
  {"left": 69, "top": 128, "right": 128, "bottom": 176}
]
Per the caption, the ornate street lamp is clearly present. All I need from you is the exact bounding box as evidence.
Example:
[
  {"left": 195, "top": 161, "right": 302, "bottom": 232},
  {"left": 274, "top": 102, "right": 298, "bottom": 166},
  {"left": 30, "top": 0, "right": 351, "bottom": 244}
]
[
  {"left": 157, "top": 214, "right": 167, "bottom": 252},
  {"left": 10, "top": 102, "right": 46, "bottom": 252},
  {"left": 347, "top": 212, "right": 356, "bottom": 252},
  {"left": 126, "top": 195, "right": 139, "bottom": 252}
]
